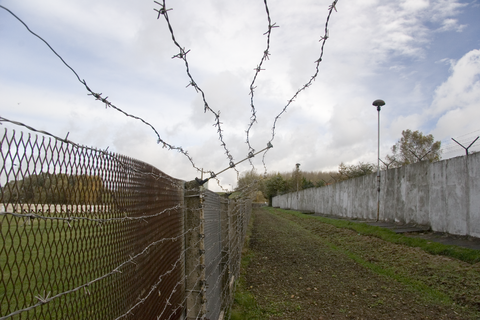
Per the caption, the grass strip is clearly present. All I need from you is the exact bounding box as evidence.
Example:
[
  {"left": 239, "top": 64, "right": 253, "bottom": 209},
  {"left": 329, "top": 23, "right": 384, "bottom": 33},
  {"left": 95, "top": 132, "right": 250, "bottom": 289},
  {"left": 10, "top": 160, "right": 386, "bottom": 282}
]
[
  {"left": 267, "top": 207, "right": 480, "bottom": 264},
  {"left": 299, "top": 225, "right": 453, "bottom": 306},
  {"left": 264, "top": 208, "right": 467, "bottom": 309},
  {"left": 229, "top": 210, "right": 269, "bottom": 320}
]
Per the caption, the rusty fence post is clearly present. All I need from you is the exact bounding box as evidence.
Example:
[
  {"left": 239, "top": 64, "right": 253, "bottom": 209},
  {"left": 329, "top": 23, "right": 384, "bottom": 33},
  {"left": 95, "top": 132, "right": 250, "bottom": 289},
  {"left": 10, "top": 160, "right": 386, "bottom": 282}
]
[{"left": 184, "top": 181, "right": 206, "bottom": 319}]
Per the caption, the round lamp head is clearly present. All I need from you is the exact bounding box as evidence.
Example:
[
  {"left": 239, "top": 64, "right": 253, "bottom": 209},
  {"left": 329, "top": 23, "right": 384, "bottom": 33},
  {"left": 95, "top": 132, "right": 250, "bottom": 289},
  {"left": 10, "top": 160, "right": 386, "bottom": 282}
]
[
  {"left": 372, "top": 99, "right": 385, "bottom": 111},
  {"left": 372, "top": 99, "right": 385, "bottom": 107}
]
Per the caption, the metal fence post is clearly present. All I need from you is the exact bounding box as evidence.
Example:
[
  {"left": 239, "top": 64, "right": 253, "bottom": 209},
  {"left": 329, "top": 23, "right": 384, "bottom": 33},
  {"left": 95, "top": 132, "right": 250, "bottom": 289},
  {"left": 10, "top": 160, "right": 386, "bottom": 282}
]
[
  {"left": 228, "top": 200, "right": 239, "bottom": 289},
  {"left": 220, "top": 196, "right": 230, "bottom": 312},
  {"left": 184, "top": 181, "right": 206, "bottom": 319}
]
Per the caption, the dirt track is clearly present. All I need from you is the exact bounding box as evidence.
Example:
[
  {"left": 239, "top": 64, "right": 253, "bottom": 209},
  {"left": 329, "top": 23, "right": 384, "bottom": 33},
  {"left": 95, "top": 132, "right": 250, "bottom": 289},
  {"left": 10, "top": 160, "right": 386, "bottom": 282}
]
[{"left": 241, "top": 207, "right": 480, "bottom": 319}]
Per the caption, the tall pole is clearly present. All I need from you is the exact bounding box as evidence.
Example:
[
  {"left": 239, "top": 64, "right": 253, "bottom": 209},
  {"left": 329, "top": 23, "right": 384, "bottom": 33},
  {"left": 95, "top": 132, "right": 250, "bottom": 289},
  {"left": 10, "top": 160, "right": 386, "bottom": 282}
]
[
  {"left": 296, "top": 163, "right": 300, "bottom": 192},
  {"left": 372, "top": 99, "right": 385, "bottom": 222},
  {"left": 377, "top": 107, "right": 380, "bottom": 222}
]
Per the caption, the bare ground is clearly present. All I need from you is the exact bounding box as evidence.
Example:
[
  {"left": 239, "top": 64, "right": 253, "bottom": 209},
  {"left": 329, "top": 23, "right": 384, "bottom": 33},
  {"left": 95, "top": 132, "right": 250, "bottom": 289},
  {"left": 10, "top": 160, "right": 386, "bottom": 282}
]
[{"left": 240, "top": 207, "right": 480, "bottom": 319}]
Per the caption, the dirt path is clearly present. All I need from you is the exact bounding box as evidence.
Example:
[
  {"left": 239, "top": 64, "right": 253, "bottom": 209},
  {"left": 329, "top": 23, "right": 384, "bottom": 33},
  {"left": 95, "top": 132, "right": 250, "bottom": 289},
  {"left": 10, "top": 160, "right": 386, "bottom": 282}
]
[{"left": 241, "top": 207, "right": 480, "bottom": 319}]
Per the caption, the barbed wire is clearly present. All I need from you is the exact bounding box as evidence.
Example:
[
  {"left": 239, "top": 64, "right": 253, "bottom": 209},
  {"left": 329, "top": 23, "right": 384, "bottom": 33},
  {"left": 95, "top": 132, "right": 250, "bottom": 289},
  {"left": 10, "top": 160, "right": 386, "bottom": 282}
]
[
  {"left": 245, "top": 0, "right": 279, "bottom": 165},
  {"left": 196, "top": 143, "right": 272, "bottom": 187},
  {"left": 0, "top": 204, "right": 186, "bottom": 226},
  {"left": 1, "top": 1, "right": 340, "bottom": 191},
  {"left": 155, "top": 251, "right": 206, "bottom": 320},
  {"left": 115, "top": 235, "right": 204, "bottom": 320},
  {"left": 0, "top": 4, "right": 254, "bottom": 196},
  {"left": 153, "top": 1, "right": 239, "bottom": 178},
  {"left": 0, "top": 5, "right": 202, "bottom": 174},
  {"left": 448, "top": 129, "right": 480, "bottom": 140},
  {"left": 440, "top": 131, "right": 480, "bottom": 158},
  {"left": 142, "top": 197, "right": 250, "bottom": 320},
  {"left": 261, "top": 0, "right": 339, "bottom": 174}
]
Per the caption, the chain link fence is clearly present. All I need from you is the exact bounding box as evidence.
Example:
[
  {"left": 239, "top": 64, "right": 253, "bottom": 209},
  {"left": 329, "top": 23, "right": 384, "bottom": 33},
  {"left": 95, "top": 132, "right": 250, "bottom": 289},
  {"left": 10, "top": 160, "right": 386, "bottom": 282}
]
[{"left": 0, "top": 128, "right": 251, "bottom": 320}]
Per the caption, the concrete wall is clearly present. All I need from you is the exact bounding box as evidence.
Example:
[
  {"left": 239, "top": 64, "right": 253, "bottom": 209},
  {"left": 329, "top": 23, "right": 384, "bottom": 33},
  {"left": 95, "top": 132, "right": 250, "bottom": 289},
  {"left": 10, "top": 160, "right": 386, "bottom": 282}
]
[{"left": 273, "top": 152, "right": 480, "bottom": 237}]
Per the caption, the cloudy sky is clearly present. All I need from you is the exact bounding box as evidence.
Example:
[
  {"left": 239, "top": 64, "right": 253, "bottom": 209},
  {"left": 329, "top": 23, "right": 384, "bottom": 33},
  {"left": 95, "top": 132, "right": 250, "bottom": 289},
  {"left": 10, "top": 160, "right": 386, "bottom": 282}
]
[{"left": 1, "top": 0, "right": 479, "bottom": 191}]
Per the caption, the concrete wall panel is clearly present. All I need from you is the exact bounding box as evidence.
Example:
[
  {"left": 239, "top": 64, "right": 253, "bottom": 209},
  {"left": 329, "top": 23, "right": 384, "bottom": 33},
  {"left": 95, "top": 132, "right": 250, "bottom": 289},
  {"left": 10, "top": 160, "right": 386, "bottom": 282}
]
[
  {"left": 429, "top": 160, "right": 448, "bottom": 232},
  {"left": 445, "top": 158, "right": 467, "bottom": 235},
  {"left": 468, "top": 154, "right": 480, "bottom": 237},
  {"left": 273, "top": 153, "right": 480, "bottom": 237}
]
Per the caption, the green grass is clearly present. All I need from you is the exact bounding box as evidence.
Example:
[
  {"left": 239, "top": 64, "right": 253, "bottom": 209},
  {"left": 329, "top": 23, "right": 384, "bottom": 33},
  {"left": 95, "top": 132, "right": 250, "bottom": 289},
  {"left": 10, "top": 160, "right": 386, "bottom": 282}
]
[
  {"left": 228, "top": 210, "right": 281, "bottom": 320},
  {"left": 267, "top": 207, "right": 480, "bottom": 264},
  {"left": 269, "top": 208, "right": 480, "bottom": 314},
  {"left": 320, "top": 235, "right": 454, "bottom": 305},
  {"left": 229, "top": 269, "right": 264, "bottom": 320},
  {"left": 1, "top": 214, "right": 118, "bottom": 318},
  {"left": 229, "top": 211, "right": 260, "bottom": 320},
  {"left": 228, "top": 207, "right": 480, "bottom": 318}
]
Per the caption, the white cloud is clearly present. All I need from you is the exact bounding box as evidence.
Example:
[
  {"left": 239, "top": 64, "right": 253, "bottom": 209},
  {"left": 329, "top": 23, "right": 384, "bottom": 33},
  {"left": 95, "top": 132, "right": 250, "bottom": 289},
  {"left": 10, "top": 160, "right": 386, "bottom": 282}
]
[
  {"left": 437, "top": 18, "right": 467, "bottom": 32},
  {"left": 401, "top": 0, "right": 430, "bottom": 12},
  {"left": 431, "top": 0, "right": 467, "bottom": 21},
  {"left": 20, "top": 0, "right": 141, "bottom": 44},
  {"left": 430, "top": 49, "right": 480, "bottom": 140},
  {"left": 430, "top": 49, "right": 480, "bottom": 116}
]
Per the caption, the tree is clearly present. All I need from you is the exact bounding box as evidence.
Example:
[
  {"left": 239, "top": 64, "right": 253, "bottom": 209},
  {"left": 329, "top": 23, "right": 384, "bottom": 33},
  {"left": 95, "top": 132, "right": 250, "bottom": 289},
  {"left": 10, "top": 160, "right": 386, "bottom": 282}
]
[
  {"left": 264, "top": 174, "right": 289, "bottom": 205},
  {"left": 237, "top": 168, "right": 336, "bottom": 206},
  {"left": 301, "top": 177, "right": 315, "bottom": 189},
  {"left": 235, "top": 169, "right": 266, "bottom": 200},
  {"left": 386, "top": 129, "right": 441, "bottom": 167},
  {"left": 0, "top": 173, "right": 105, "bottom": 204},
  {"left": 315, "top": 180, "right": 326, "bottom": 188},
  {"left": 337, "top": 162, "right": 375, "bottom": 180}
]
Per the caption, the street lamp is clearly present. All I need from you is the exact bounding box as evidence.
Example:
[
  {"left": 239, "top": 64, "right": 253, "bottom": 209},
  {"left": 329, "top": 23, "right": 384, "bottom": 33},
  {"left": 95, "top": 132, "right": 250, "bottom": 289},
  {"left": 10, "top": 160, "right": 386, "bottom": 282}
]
[
  {"left": 372, "top": 99, "right": 385, "bottom": 222},
  {"left": 295, "top": 163, "right": 300, "bottom": 192}
]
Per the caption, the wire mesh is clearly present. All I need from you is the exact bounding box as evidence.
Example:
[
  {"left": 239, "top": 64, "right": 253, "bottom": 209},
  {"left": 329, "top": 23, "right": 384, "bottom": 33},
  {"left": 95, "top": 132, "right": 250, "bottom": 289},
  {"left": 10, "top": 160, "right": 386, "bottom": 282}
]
[
  {"left": 0, "top": 128, "right": 253, "bottom": 320},
  {"left": 0, "top": 128, "right": 184, "bottom": 320},
  {"left": 203, "top": 189, "right": 223, "bottom": 320}
]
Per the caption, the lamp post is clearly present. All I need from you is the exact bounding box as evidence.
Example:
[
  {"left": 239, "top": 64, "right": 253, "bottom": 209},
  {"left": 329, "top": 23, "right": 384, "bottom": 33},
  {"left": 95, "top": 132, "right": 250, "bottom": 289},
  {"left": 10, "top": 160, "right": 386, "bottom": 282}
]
[
  {"left": 372, "top": 99, "right": 385, "bottom": 222},
  {"left": 295, "top": 163, "right": 300, "bottom": 192}
]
